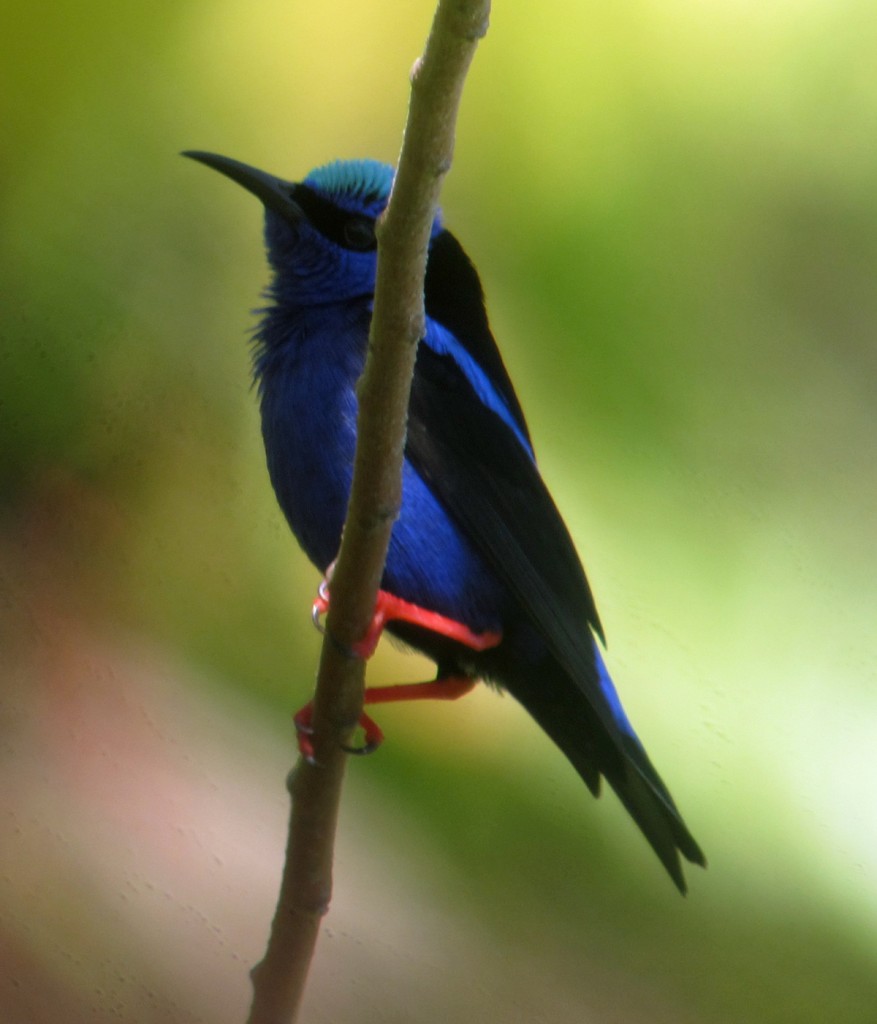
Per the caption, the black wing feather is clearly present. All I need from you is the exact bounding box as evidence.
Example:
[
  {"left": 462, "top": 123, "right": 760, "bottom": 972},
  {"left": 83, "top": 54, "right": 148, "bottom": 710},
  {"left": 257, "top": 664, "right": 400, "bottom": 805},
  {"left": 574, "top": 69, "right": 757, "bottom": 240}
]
[
  {"left": 407, "top": 343, "right": 610, "bottom": 708},
  {"left": 417, "top": 231, "right": 705, "bottom": 887},
  {"left": 406, "top": 344, "right": 706, "bottom": 886}
]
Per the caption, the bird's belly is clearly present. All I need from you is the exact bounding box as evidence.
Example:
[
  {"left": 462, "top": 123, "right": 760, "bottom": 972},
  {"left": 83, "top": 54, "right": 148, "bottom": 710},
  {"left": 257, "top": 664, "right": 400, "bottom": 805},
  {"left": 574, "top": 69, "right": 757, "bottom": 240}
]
[{"left": 261, "top": 360, "right": 505, "bottom": 633}]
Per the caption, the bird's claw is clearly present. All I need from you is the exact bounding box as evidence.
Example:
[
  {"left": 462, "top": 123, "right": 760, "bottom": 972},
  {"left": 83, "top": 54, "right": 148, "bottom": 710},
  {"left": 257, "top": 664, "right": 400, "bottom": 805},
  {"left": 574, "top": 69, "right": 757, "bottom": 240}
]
[
  {"left": 310, "top": 585, "right": 386, "bottom": 659},
  {"left": 311, "top": 587, "right": 328, "bottom": 635},
  {"left": 340, "top": 711, "right": 384, "bottom": 756},
  {"left": 293, "top": 702, "right": 318, "bottom": 764},
  {"left": 293, "top": 701, "right": 384, "bottom": 762}
]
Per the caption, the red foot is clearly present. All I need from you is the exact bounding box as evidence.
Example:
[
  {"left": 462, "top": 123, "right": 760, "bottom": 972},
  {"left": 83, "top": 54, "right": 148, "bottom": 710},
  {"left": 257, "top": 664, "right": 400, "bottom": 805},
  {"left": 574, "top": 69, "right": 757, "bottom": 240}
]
[
  {"left": 312, "top": 580, "right": 502, "bottom": 659},
  {"left": 301, "top": 572, "right": 500, "bottom": 762},
  {"left": 294, "top": 675, "right": 478, "bottom": 763}
]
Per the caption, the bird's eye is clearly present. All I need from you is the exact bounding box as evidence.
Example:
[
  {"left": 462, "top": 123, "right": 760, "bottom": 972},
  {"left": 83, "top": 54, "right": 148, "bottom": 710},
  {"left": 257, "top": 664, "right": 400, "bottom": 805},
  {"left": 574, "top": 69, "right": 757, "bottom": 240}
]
[{"left": 342, "top": 216, "right": 376, "bottom": 251}]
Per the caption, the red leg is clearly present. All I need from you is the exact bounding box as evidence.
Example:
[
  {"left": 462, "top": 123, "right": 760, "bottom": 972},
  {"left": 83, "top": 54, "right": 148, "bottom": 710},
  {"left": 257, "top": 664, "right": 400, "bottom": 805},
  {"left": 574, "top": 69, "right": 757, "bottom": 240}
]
[
  {"left": 313, "top": 583, "right": 502, "bottom": 658},
  {"left": 294, "top": 674, "right": 477, "bottom": 763},
  {"left": 363, "top": 675, "right": 476, "bottom": 705},
  {"left": 302, "top": 569, "right": 500, "bottom": 762}
]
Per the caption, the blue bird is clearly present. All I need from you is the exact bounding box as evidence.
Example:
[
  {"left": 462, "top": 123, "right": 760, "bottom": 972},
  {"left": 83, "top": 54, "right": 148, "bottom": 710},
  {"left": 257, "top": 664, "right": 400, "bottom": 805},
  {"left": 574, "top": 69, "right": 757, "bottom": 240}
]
[{"left": 183, "top": 151, "right": 706, "bottom": 892}]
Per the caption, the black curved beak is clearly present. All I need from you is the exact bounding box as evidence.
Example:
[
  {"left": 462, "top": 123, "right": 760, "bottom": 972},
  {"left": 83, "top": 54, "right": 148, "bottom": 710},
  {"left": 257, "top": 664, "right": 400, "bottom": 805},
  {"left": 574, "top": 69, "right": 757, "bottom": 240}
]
[{"left": 182, "top": 150, "right": 302, "bottom": 224}]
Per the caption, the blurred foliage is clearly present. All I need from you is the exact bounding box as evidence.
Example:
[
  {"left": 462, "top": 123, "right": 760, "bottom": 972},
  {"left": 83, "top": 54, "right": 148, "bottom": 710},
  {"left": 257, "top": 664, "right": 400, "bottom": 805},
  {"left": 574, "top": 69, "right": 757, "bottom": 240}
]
[{"left": 2, "top": 1, "right": 877, "bottom": 1021}]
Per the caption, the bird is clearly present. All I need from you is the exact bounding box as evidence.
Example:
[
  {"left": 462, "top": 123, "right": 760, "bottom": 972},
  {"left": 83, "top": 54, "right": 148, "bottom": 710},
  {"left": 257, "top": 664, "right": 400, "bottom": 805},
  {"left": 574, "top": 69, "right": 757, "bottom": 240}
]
[{"left": 183, "top": 150, "right": 706, "bottom": 892}]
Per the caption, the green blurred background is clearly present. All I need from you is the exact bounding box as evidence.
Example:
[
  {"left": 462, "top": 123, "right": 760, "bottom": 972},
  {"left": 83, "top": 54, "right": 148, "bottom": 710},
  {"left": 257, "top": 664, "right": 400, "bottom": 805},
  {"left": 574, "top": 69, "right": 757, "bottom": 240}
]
[{"left": 2, "top": 1, "right": 876, "bottom": 1021}]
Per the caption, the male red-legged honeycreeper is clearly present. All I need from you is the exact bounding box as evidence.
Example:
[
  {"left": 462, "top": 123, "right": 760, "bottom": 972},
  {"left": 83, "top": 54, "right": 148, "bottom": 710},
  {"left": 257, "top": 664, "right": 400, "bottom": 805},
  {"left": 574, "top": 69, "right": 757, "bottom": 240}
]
[{"left": 183, "top": 151, "right": 705, "bottom": 892}]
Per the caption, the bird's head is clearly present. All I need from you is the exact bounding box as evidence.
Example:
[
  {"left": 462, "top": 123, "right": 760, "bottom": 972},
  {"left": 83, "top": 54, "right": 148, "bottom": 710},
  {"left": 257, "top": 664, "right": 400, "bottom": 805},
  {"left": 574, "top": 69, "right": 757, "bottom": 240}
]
[{"left": 184, "top": 152, "right": 440, "bottom": 306}]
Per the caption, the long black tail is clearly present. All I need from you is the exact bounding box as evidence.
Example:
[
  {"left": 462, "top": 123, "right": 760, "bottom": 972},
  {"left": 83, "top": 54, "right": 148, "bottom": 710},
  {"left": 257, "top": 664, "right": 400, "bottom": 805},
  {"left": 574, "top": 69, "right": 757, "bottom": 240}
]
[{"left": 500, "top": 654, "right": 706, "bottom": 893}]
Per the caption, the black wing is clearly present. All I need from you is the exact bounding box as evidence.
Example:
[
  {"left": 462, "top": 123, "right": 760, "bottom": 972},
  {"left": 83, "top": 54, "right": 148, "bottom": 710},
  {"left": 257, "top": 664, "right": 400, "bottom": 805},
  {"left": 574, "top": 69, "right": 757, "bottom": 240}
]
[
  {"left": 406, "top": 344, "right": 707, "bottom": 887},
  {"left": 406, "top": 341, "right": 614, "bottom": 721},
  {"left": 416, "top": 233, "right": 706, "bottom": 886},
  {"left": 421, "top": 228, "right": 601, "bottom": 652}
]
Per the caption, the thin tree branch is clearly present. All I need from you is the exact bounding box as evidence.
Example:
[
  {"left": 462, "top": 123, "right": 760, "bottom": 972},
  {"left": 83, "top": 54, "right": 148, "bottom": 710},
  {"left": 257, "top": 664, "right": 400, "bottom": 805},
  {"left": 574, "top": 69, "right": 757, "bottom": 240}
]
[{"left": 246, "top": 2, "right": 491, "bottom": 1022}]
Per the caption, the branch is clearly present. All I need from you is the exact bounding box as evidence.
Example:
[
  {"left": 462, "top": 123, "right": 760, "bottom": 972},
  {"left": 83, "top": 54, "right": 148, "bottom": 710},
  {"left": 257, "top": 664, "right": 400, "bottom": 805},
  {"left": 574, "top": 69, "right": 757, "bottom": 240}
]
[{"left": 246, "top": 2, "right": 490, "bottom": 1021}]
